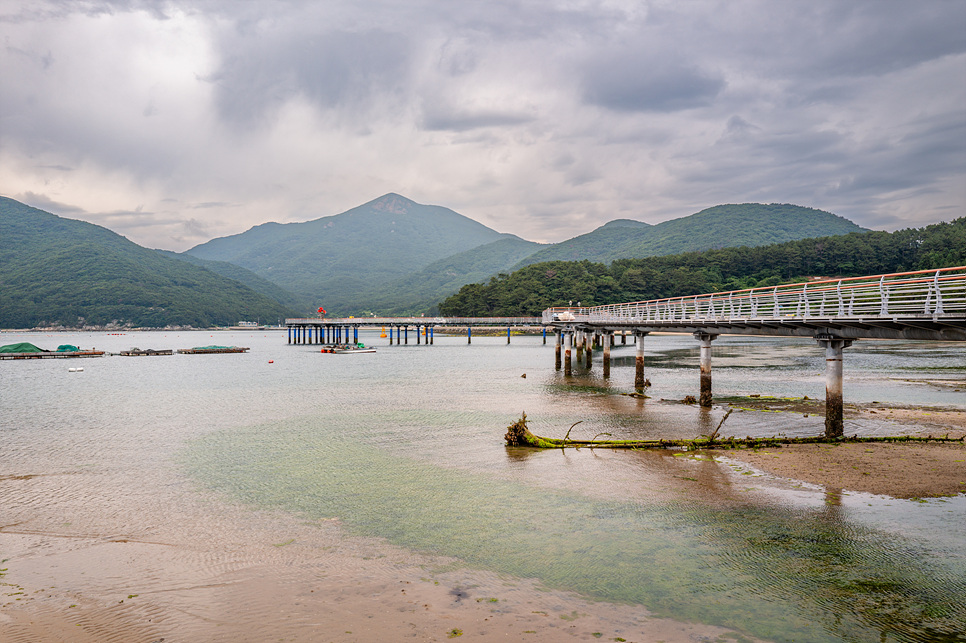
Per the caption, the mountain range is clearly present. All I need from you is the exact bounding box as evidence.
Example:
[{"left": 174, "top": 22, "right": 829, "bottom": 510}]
[
  {"left": 2, "top": 193, "right": 870, "bottom": 328},
  {"left": 185, "top": 194, "right": 866, "bottom": 315}
]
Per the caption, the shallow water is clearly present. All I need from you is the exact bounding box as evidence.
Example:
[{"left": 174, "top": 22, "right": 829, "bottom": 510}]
[{"left": 2, "top": 329, "right": 964, "bottom": 642}]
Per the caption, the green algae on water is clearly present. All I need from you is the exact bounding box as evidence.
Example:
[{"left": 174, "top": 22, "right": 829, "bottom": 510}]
[{"left": 181, "top": 413, "right": 966, "bottom": 643}]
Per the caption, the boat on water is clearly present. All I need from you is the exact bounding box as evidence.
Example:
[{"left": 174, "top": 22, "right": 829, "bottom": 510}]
[
  {"left": 177, "top": 345, "right": 250, "bottom": 354},
  {"left": 334, "top": 346, "right": 376, "bottom": 354},
  {"left": 319, "top": 343, "right": 376, "bottom": 354}
]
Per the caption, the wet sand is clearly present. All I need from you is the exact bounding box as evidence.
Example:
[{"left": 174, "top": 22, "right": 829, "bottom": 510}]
[
  {"left": 3, "top": 401, "right": 962, "bottom": 642},
  {"left": 0, "top": 476, "right": 762, "bottom": 643},
  {"left": 719, "top": 401, "right": 966, "bottom": 499}
]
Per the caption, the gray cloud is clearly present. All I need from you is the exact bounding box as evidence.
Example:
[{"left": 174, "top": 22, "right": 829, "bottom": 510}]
[{"left": 0, "top": 0, "right": 963, "bottom": 252}]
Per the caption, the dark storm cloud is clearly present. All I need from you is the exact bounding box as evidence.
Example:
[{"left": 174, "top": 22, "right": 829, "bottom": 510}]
[
  {"left": 208, "top": 27, "right": 412, "bottom": 125},
  {"left": 581, "top": 58, "right": 725, "bottom": 113},
  {"left": 421, "top": 108, "right": 534, "bottom": 132}
]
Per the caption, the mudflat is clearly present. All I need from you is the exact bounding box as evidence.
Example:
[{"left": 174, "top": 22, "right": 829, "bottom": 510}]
[{"left": 720, "top": 401, "right": 966, "bottom": 498}]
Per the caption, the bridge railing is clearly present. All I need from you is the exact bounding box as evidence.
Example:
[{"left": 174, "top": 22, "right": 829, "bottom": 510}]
[
  {"left": 542, "top": 266, "right": 966, "bottom": 325},
  {"left": 286, "top": 316, "right": 542, "bottom": 326}
]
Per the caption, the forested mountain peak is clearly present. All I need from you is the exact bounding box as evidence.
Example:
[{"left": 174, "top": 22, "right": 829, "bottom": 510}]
[
  {"left": 367, "top": 193, "right": 418, "bottom": 214},
  {"left": 600, "top": 219, "right": 651, "bottom": 229}
]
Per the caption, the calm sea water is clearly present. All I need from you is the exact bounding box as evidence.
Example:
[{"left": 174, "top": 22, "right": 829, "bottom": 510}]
[{"left": 2, "top": 329, "right": 964, "bottom": 642}]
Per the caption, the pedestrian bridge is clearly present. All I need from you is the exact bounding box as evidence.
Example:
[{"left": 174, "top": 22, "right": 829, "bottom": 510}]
[
  {"left": 542, "top": 266, "right": 965, "bottom": 341},
  {"left": 542, "top": 267, "right": 966, "bottom": 438},
  {"left": 285, "top": 316, "right": 542, "bottom": 345}
]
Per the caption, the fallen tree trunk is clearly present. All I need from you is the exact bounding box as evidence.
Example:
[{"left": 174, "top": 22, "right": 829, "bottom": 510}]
[{"left": 504, "top": 413, "right": 965, "bottom": 451}]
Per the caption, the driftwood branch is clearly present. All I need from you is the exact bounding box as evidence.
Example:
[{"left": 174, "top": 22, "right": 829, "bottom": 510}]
[{"left": 504, "top": 412, "right": 964, "bottom": 451}]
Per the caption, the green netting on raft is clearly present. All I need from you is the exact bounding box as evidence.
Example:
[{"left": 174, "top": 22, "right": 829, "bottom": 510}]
[
  {"left": 0, "top": 342, "right": 46, "bottom": 353},
  {"left": 56, "top": 344, "right": 81, "bottom": 352}
]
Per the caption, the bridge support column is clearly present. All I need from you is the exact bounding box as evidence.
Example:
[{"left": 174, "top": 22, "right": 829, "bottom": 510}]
[
  {"left": 467, "top": 327, "right": 472, "bottom": 344},
  {"left": 816, "top": 335, "right": 853, "bottom": 438},
  {"left": 565, "top": 330, "right": 573, "bottom": 376},
  {"left": 430, "top": 326, "right": 434, "bottom": 345},
  {"left": 585, "top": 332, "right": 593, "bottom": 368},
  {"left": 694, "top": 332, "right": 718, "bottom": 408},
  {"left": 621, "top": 332, "right": 626, "bottom": 345},
  {"left": 634, "top": 332, "right": 649, "bottom": 391},
  {"left": 543, "top": 327, "right": 547, "bottom": 344},
  {"left": 389, "top": 326, "right": 394, "bottom": 345},
  {"left": 404, "top": 326, "right": 409, "bottom": 345},
  {"left": 555, "top": 330, "right": 562, "bottom": 370},
  {"left": 354, "top": 327, "right": 359, "bottom": 344},
  {"left": 417, "top": 324, "right": 422, "bottom": 345},
  {"left": 603, "top": 332, "right": 612, "bottom": 378},
  {"left": 507, "top": 326, "right": 511, "bottom": 344},
  {"left": 575, "top": 331, "right": 584, "bottom": 364}
]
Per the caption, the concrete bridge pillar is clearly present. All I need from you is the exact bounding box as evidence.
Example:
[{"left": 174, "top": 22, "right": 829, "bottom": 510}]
[
  {"left": 816, "top": 335, "right": 853, "bottom": 438},
  {"left": 634, "top": 332, "right": 649, "bottom": 391},
  {"left": 467, "top": 327, "right": 472, "bottom": 344},
  {"left": 575, "top": 331, "right": 584, "bottom": 364},
  {"left": 694, "top": 332, "right": 718, "bottom": 408},
  {"left": 404, "top": 326, "right": 409, "bottom": 345},
  {"left": 603, "top": 331, "right": 612, "bottom": 378},
  {"left": 555, "top": 330, "right": 562, "bottom": 370},
  {"left": 585, "top": 332, "right": 593, "bottom": 368},
  {"left": 565, "top": 330, "right": 573, "bottom": 376}
]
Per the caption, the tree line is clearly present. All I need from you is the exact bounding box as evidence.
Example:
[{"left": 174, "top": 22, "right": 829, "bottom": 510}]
[{"left": 437, "top": 218, "right": 965, "bottom": 316}]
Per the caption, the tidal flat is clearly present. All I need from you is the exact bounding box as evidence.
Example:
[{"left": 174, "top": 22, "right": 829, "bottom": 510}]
[{"left": 1, "top": 330, "right": 963, "bottom": 642}]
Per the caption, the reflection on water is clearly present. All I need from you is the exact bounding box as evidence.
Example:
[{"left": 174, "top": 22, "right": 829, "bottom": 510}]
[{"left": 3, "top": 330, "right": 965, "bottom": 642}]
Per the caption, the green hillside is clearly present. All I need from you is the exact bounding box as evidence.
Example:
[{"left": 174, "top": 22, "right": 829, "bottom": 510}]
[
  {"left": 439, "top": 218, "right": 965, "bottom": 316},
  {"left": 514, "top": 203, "right": 866, "bottom": 268},
  {"left": 158, "top": 250, "right": 308, "bottom": 311},
  {"left": 186, "top": 193, "right": 507, "bottom": 312},
  {"left": 356, "top": 235, "right": 546, "bottom": 315},
  {"left": 0, "top": 197, "right": 297, "bottom": 328}
]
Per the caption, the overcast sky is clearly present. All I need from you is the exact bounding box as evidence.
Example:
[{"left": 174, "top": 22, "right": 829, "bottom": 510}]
[{"left": 2, "top": 0, "right": 964, "bottom": 251}]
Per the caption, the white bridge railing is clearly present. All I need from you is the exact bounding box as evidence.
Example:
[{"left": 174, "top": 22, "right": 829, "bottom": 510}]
[{"left": 542, "top": 266, "right": 966, "bottom": 325}]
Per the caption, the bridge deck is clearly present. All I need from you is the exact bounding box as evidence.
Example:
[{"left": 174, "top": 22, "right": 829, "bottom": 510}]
[{"left": 543, "top": 267, "right": 966, "bottom": 341}]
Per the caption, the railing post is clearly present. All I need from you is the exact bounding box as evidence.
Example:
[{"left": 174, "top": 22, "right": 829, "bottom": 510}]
[
  {"left": 934, "top": 270, "right": 944, "bottom": 315},
  {"left": 879, "top": 276, "right": 889, "bottom": 315}
]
